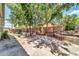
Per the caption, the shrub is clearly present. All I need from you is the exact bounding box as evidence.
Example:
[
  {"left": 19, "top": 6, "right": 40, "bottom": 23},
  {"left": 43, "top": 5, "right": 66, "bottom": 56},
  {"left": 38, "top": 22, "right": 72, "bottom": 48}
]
[
  {"left": 65, "top": 24, "right": 75, "bottom": 30},
  {"left": 0, "top": 31, "right": 9, "bottom": 40}
]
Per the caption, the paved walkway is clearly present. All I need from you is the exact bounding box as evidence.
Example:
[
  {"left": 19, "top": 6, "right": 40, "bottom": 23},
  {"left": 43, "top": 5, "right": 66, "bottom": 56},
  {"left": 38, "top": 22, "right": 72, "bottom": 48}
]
[{"left": 0, "top": 35, "right": 29, "bottom": 56}]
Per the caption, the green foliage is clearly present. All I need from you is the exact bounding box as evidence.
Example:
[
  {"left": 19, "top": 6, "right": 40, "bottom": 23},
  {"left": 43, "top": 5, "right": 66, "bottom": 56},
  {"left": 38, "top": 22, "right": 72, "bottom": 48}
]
[
  {"left": 1, "top": 31, "right": 9, "bottom": 40},
  {"left": 7, "top": 3, "right": 79, "bottom": 31},
  {"left": 63, "top": 14, "right": 78, "bottom": 30},
  {"left": 65, "top": 24, "right": 75, "bottom": 30}
]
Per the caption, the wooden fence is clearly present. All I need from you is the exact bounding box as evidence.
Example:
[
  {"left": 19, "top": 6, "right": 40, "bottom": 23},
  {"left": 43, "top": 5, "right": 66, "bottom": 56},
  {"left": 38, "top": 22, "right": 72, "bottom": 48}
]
[{"left": 10, "top": 25, "right": 65, "bottom": 34}]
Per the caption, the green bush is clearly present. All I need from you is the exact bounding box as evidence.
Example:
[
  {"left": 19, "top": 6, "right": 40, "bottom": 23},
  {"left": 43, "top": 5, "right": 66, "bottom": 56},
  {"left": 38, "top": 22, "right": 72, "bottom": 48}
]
[
  {"left": 65, "top": 24, "right": 75, "bottom": 30},
  {"left": 1, "top": 31, "right": 9, "bottom": 40}
]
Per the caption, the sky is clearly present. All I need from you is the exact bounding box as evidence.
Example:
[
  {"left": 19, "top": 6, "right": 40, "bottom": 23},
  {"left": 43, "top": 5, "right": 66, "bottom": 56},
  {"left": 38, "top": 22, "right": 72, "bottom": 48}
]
[
  {"left": 5, "top": 4, "right": 12, "bottom": 28},
  {"left": 4, "top": 4, "right": 79, "bottom": 28},
  {"left": 63, "top": 5, "right": 79, "bottom": 16}
]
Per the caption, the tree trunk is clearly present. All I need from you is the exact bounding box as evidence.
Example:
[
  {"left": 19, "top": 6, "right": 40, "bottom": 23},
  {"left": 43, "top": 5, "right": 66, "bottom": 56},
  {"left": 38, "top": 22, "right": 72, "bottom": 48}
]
[
  {"left": 29, "top": 26, "right": 32, "bottom": 36},
  {"left": 45, "top": 9, "right": 48, "bottom": 35},
  {"left": 41, "top": 26, "right": 44, "bottom": 34},
  {"left": 0, "top": 4, "right": 4, "bottom": 39},
  {"left": 29, "top": 26, "right": 31, "bottom": 36}
]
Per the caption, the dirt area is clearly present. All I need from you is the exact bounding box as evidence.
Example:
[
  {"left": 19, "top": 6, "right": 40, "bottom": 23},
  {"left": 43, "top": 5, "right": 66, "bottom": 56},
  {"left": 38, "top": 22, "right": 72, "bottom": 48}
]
[
  {"left": 9, "top": 33, "right": 79, "bottom": 56},
  {"left": 0, "top": 35, "right": 29, "bottom": 56},
  {"left": 11, "top": 34, "right": 53, "bottom": 56},
  {"left": 65, "top": 36, "right": 79, "bottom": 45},
  {"left": 61, "top": 41, "right": 79, "bottom": 56}
]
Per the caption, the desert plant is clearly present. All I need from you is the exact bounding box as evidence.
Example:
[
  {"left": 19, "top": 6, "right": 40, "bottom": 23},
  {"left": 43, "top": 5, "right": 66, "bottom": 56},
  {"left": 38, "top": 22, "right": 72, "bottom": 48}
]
[{"left": 0, "top": 31, "right": 9, "bottom": 40}]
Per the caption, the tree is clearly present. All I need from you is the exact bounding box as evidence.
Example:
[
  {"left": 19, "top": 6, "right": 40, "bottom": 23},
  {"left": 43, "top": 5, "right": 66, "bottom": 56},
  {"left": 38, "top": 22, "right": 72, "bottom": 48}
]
[
  {"left": 62, "top": 14, "right": 78, "bottom": 30},
  {"left": 7, "top": 3, "right": 79, "bottom": 34},
  {"left": 7, "top": 4, "right": 26, "bottom": 28}
]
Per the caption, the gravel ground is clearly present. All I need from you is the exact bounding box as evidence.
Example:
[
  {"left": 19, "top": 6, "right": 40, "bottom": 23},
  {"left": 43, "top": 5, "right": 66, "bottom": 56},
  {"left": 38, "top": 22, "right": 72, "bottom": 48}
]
[
  {"left": 10, "top": 34, "right": 68, "bottom": 56},
  {"left": 9, "top": 33, "right": 79, "bottom": 56},
  {"left": 10, "top": 34, "right": 54, "bottom": 56}
]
